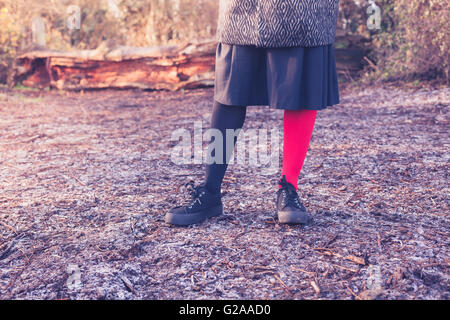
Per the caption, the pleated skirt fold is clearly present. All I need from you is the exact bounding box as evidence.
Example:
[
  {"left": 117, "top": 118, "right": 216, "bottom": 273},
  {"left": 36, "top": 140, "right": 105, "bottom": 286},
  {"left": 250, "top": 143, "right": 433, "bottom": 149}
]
[{"left": 214, "top": 42, "right": 340, "bottom": 110}]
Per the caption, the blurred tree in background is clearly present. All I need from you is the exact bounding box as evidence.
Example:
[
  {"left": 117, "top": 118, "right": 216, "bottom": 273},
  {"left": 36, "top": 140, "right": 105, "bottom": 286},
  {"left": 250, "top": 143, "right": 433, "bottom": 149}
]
[
  {"left": 0, "top": 5, "right": 23, "bottom": 83},
  {"left": 369, "top": 0, "right": 449, "bottom": 83},
  {"left": 0, "top": 0, "right": 448, "bottom": 85},
  {"left": 338, "top": 0, "right": 370, "bottom": 36}
]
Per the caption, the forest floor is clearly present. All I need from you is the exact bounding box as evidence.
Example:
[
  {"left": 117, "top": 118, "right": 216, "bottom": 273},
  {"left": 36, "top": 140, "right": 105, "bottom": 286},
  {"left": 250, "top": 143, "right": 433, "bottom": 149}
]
[{"left": 0, "top": 82, "right": 448, "bottom": 300}]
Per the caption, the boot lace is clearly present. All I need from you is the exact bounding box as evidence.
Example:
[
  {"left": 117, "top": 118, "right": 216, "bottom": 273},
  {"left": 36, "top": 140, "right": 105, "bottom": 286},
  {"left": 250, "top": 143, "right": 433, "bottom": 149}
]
[
  {"left": 279, "top": 176, "right": 306, "bottom": 211},
  {"left": 185, "top": 181, "right": 206, "bottom": 210}
]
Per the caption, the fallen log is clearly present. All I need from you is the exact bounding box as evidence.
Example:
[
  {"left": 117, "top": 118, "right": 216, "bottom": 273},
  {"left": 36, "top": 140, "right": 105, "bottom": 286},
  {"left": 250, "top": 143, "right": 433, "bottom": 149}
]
[
  {"left": 13, "top": 40, "right": 217, "bottom": 91},
  {"left": 12, "top": 36, "right": 370, "bottom": 91},
  {"left": 334, "top": 33, "right": 372, "bottom": 76}
]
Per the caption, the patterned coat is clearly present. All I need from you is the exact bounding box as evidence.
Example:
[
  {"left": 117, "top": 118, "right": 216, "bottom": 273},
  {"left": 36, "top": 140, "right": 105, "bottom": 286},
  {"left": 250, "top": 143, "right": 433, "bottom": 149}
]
[{"left": 217, "top": 0, "right": 340, "bottom": 48}]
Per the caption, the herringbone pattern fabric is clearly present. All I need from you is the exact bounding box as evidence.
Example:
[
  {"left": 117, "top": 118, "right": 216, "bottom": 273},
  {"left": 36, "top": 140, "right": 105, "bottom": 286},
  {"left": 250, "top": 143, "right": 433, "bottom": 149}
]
[{"left": 217, "top": 0, "right": 339, "bottom": 48}]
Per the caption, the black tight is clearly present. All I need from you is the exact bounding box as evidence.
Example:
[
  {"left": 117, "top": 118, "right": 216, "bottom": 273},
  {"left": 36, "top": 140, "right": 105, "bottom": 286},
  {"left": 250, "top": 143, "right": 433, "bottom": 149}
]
[{"left": 204, "top": 101, "right": 247, "bottom": 194}]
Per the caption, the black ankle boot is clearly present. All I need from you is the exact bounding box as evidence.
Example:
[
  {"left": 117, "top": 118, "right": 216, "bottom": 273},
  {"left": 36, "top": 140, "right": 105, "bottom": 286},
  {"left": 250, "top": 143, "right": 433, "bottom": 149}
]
[
  {"left": 165, "top": 181, "right": 223, "bottom": 226},
  {"left": 276, "top": 175, "right": 310, "bottom": 224}
]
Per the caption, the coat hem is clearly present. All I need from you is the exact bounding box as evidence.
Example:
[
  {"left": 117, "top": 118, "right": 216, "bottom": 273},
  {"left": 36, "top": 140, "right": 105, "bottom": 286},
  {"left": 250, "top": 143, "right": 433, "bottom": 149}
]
[{"left": 216, "top": 36, "right": 337, "bottom": 49}]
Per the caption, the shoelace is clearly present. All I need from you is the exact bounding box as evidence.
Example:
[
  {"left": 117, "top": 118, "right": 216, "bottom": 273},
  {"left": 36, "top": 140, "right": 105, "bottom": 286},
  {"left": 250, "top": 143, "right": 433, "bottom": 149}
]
[
  {"left": 279, "top": 177, "right": 306, "bottom": 210},
  {"left": 185, "top": 181, "right": 206, "bottom": 210},
  {"left": 280, "top": 189, "right": 304, "bottom": 209}
]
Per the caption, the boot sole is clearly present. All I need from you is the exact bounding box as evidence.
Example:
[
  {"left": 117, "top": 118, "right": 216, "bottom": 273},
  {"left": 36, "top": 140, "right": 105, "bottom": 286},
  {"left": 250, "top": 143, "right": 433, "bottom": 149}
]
[
  {"left": 277, "top": 210, "right": 310, "bottom": 224},
  {"left": 165, "top": 204, "right": 223, "bottom": 226}
]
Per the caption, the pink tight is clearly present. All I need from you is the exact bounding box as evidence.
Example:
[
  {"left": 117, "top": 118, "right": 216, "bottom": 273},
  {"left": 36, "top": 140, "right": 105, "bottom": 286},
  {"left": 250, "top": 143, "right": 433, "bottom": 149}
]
[{"left": 280, "top": 109, "right": 318, "bottom": 190}]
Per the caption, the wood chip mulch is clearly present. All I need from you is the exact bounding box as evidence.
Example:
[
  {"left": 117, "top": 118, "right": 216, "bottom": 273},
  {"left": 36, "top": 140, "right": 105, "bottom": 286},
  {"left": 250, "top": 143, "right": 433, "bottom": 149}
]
[{"left": 0, "top": 84, "right": 448, "bottom": 299}]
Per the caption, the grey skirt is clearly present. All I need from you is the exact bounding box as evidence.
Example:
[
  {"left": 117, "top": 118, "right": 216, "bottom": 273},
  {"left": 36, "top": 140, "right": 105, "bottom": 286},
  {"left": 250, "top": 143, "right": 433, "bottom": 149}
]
[{"left": 214, "top": 42, "right": 340, "bottom": 110}]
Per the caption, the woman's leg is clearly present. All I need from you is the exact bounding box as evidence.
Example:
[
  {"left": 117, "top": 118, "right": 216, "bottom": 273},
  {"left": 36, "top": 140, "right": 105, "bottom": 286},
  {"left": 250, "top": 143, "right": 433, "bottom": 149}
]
[
  {"left": 280, "top": 109, "right": 317, "bottom": 190},
  {"left": 204, "top": 100, "right": 247, "bottom": 194}
]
